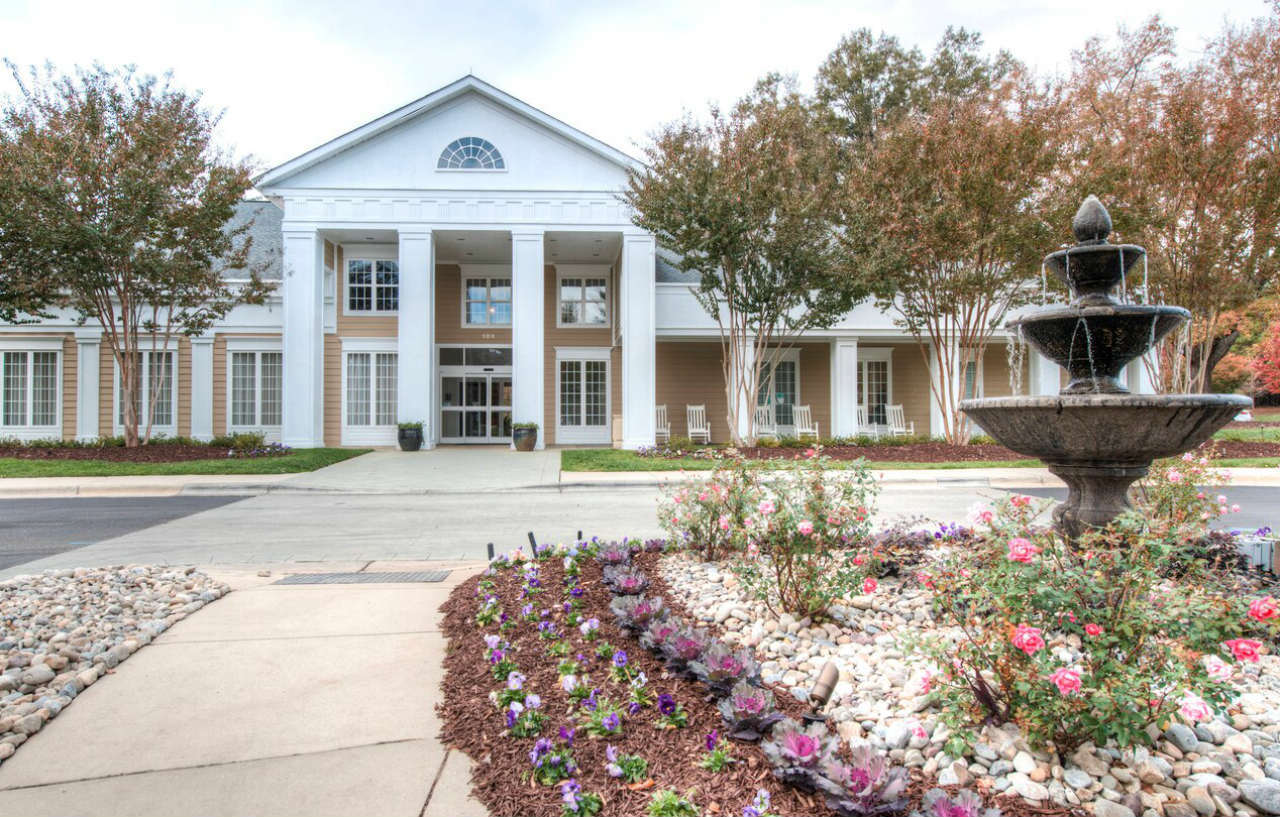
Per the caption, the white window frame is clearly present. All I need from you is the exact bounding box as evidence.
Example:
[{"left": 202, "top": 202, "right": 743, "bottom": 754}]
[
  {"left": 224, "top": 337, "right": 283, "bottom": 439},
  {"left": 0, "top": 338, "right": 63, "bottom": 441},
  {"left": 340, "top": 337, "right": 399, "bottom": 446},
  {"left": 554, "top": 346, "right": 612, "bottom": 445},
  {"left": 460, "top": 270, "right": 513, "bottom": 328},
  {"left": 857, "top": 348, "right": 894, "bottom": 429},
  {"left": 555, "top": 268, "right": 611, "bottom": 329},
  {"left": 112, "top": 342, "right": 179, "bottom": 438},
  {"left": 341, "top": 244, "right": 399, "bottom": 317},
  {"left": 756, "top": 348, "right": 802, "bottom": 434}
]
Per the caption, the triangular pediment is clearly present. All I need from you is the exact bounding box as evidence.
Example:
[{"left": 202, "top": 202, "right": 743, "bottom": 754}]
[{"left": 257, "top": 76, "right": 638, "bottom": 193}]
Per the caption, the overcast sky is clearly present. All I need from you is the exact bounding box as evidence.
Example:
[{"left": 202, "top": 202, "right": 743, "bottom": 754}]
[{"left": 0, "top": 0, "right": 1272, "bottom": 172}]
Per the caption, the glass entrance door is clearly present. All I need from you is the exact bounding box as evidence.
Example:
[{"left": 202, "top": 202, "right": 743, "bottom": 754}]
[{"left": 439, "top": 346, "right": 513, "bottom": 444}]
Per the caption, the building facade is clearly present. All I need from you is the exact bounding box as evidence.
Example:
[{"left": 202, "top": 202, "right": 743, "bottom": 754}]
[{"left": 1, "top": 75, "right": 1094, "bottom": 450}]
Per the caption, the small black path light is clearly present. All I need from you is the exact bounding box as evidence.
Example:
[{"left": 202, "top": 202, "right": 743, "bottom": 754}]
[{"left": 801, "top": 661, "right": 841, "bottom": 726}]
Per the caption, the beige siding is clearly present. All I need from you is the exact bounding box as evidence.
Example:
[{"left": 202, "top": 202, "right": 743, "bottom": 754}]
[
  {"left": 887, "top": 343, "right": 933, "bottom": 435},
  {"left": 656, "top": 341, "right": 730, "bottom": 443},
  {"left": 324, "top": 335, "right": 341, "bottom": 446},
  {"left": 98, "top": 341, "right": 113, "bottom": 436},
  {"left": 436, "top": 264, "right": 512, "bottom": 345},
  {"left": 212, "top": 333, "right": 283, "bottom": 438},
  {"left": 542, "top": 265, "right": 617, "bottom": 446},
  {"left": 96, "top": 338, "right": 191, "bottom": 438},
  {"left": 61, "top": 335, "right": 77, "bottom": 440},
  {"left": 794, "top": 343, "right": 830, "bottom": 437},
  {"left": 982, "top": 342, "right": 1028, "bottom": 398}
]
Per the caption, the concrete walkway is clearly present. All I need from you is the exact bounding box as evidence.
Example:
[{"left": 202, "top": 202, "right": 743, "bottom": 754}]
[
  {"left": 276, "top": 447, "right": 562, "bottom": 493},
  {"left": 0, "top": 560, "right": 487, "bottom": 817}
]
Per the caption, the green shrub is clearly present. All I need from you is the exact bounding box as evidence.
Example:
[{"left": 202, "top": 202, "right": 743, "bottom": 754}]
[
  {"left": 209, "top": 432, "right": 266, "bottom": 451},
  {"left": 647, "top": 789, "right": 699, "bottom": 817}
]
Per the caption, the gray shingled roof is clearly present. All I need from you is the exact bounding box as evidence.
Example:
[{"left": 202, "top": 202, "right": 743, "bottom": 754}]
[
  {"left": 216, "top": 200, "right": 282, "bottom": 280},
  {"left": 656, "top": 247, "right": 701, "bottom": 284}
]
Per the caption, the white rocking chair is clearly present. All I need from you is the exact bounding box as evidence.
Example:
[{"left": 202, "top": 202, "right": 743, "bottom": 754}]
[
  {"left": 856, "top": 406, "right": 880, "bottom": 439},
  {"left": 655, "top": 404, "right": 671, "bottom": 444},
  {"left": 753, "top": 404, "right": 778, "bottom": 439},
  {"left": 793, "top": 404, "right": 820, "bottom": 440},
  {"left": 886, "top": 404, "right": 915, "bottom": 436},
  {"left": 686, "top": 404, "right": 711, "bottom": 444}
]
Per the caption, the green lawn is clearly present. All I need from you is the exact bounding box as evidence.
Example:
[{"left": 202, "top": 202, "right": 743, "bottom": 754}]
[
  {"left": 560, "top": 448, "right": 1280, "bottom": 473},
  {"left": 0, "top": 448, "right": 370, "bottom": 478},
  {"left": 1214, "top": 426, "right": 1280, "bottom": 442}
]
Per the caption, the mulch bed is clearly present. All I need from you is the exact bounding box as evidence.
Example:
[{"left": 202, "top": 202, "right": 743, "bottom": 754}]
[
  {"left": 0, "top": 444, "right": 239, "bottom": 462},
  {"left": 737, "top": 439, "right": 1280, "bottom": 464},
  {"left": 436, "top": 551, "right": 1083, "bottom": 817}
]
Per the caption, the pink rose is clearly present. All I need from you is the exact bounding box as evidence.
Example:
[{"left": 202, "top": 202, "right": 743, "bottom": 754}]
[
  {"left": 1203, "top": 654, "right": 1234, "bottom": 681},
  {"left": 1084, "top": 623, "right": 1103, "bottom": 637},
  {"left": 1249, "top": 597, "right": 1279, "bottom": 622},
  {"left": 1225, "top": 638, "right": 1264, "bottom": 663},
  {"left": 919, "top": 670, "right": 932, "bottom": 694},
  {"left": 1048, "top": 667, "right": 1082, "bottom": 696},
  {"left": 827, "top": 515, "right": 840, "bottom": 525},
  {"left": 911, "top": 723, "right": 928, "bottom": 740},
  {"left": 1179, "top": 693, "right": 1213, "bottom": 723},
  {"left": 1167, "top": 470, "right": 1184, "bottom": 483},
  {"left": 797, "top": 520, "right": 814, "bottom": 535},
  {"left": 1012, "top": 624, "right": 1045, "bottom": 656},
  {"left": 718, "top": 514, "right": 731, "bottom": 531},
  {"left": 1232, "top": 504, "right": 1241, "bottom": 513},
  {"left": 1007, "top": 537, "right": 1040, "bottom": 563},
  {"left": 698, "top": 492, "right": 709, "bottom": 502},
  {"left": 1011, "top": 494, "right": 1031, "bottom": 508},
  {"left": 757, "top": 499, "right": 776, "bottom": 516},
  {"left": 863, "top": 577, "right": 878, "bottom": 594}
]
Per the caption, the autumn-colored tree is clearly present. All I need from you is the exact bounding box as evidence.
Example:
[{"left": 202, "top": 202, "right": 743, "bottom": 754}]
[
  {"left": 833, "top": 32, "right": 1062, "bottom": 443},
  {"left": 0, "top": 63, "right": 272, "bottom": 446},
  {"left": 1063, "top": 9, "right": 1280, "bottom": 392},
  {"left": 625, "top": 78, "right": 868, "bottom": 444},
  {"left": 1255, "top": 322, "right": 1280, "bottom": 395}
]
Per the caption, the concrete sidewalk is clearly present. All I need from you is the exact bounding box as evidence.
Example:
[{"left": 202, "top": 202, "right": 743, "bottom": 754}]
[
  {"left": 0, "top": 473, "right": 295, "bottom": 498},
  {"left": 0, "top": 560, "right": 487, "bottom": 817}
]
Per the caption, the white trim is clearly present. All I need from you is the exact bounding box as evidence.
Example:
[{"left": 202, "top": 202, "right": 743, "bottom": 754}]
[
  {"left": 554, "top": 267, "right": 611, "bottom": 330},
  {"left": 340, "top": 336, "right": 399, "bottom": 353},
  {"left": 256, "top": 75, "right": 640, "bottom": 189},
  {"left": 340, "top": 342, "right": 399, "bottom": 446},
  {"left": 554, "top": 346, "right": 612, "bottom": 445},
  {"left": 225, "top": 336, "right": 283, "bottom": 352},
  {"left": 858, "top": 349, "right": 895, "bottom": 431},
  {"left": 0, "top": 337, "right": 65, "bottom": 352},
  {"left": 0, "top": 348, "right": 62, "bottom": 441},
  {"left": 190, "top": 336, "right": 215, "bottom": 442}
]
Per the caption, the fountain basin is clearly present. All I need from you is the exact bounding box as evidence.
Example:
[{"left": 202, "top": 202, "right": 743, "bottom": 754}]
[
  {"left": 961, "top": 393, "right": 1252, "bottom": 538},
  {"left": 1044, "top": 242, "right": 1146, "bottom": 306},
  {"left": 1009, "top": 304, "right": 1189, "bottom": 394},
  {"left": 961, "top": 393, "right": 1250, "bottom": 465}
]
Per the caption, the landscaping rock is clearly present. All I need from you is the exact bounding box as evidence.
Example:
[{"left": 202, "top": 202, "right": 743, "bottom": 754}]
[
  {"left": 1095, "top": 799, "right": 1138, "bottom": 817},
  {"left": 1240, "top": 781, "right": 1280, "bottom": 815}
]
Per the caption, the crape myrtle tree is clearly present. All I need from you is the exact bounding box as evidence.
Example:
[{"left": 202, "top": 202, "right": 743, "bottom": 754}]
[
  {"left": 0, "top": 63, "right": 272, "bottom": 446},
  {"left": 1064, "top": 11, "right": 1280, "bottom": 393},
  {"left": 827, "top": 30, "right": 1063, "bottom": 443},
  {"left": 625, "top": 77, "right": 868, "bottom": 445}
]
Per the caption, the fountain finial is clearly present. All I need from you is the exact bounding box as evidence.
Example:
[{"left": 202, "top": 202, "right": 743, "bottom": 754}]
[{"left": 1072, "top": 195, "right": 1112, "bottom": 244}]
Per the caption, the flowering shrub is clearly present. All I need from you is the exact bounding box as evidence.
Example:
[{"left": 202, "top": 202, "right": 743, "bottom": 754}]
[
  {"left": 760, "top": 717, "right": 837, "bottom": 792},
  {"left": 915, "top": 495, "right": 1246, "bottom": 750},
  {"left": 717, "top": 681, "right": 784, "bottom": 741},
  {"left": 658, "top": 462, "right": 760, "bottom": 560},
  {"left": 818, "top": 745, "right": 909, "bottom": 817},
  {"left": 1140, "top": 450, "right": 1233, "bottom": 531},
  {"left": 729, "top": 452, "right": 880, "bottom": 617}
]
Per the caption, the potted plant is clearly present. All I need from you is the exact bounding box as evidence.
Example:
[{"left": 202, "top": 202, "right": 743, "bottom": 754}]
[
  {"left": 397, "top": 421, "right": 424, "bottom": 452},
  {"left": 512, "top": 422, "right": 539, "bottom": 452}
]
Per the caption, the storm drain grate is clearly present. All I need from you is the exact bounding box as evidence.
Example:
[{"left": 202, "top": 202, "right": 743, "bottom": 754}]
[{"left": 273, "top": 570, "right": 451, "bottom": 585}]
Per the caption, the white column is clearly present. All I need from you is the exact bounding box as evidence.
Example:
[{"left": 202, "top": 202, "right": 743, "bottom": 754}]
[
  {"left": 189, "top": 336, "right": 215, "bottom": 441},
  {"left": 281, "top": 227, "right": 325, "bottom": 448},
  {"left": 74, "top": 328, "right": 101, "bottom": 441},
  {"left": 732, "top": 336, "right": 757, "bottom": 442},
  {"left": 397, "top": 230, "right": 435, "bottom": 446},
  {"left": 830, "top": 338, "right": 859, "bottom": 437},
  {"left": 512, "top": 230, "right": 545, "bottom": 448},
  {"left": 620, "top": 233, "right": 657, "bottom": 449},
  {"left": 1124, "top": 357, "right": 1155, "bottom": 394},
  {"left": 929, "top": 339, "right": 962, "bottom": 437},
  {"left": 1028, "top": 353, "right": 1060, "bottom": 396}
]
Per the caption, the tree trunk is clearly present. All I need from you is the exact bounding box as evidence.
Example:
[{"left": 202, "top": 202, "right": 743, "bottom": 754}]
[{"left": 1190, "top": 330, "right": 1240, "bottom": 393}]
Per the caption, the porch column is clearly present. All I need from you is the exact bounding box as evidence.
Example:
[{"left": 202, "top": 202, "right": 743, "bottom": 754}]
[
  {"left": 1028, "top": 352, "right": 1060, "bottom": 396},
  {"left": 512, "top": 230, "right": 545, "bottom": 448},
  {"left": 74, "top": 327, "right": 101, "bottom": 441},
  {"left": 620, "top": 233, "right": 657, "bottom": 449},
  {"left": 281, "top": 227, "right": 325, "bottom": 448},
  {"left": 189, "top": 336, "right": 215, "bottom": 441},
  {"left": 1123, "top": 357, "right": 1155, "bottom": 394},
  {"left": 397, "top": 230, "right": 435, "bottom": 446},
  {"left": 732, "top": 337, "right": 756, "bottom": 442},
  {"left": 830, "top": 338, "right": 859, "bottom": 437}
]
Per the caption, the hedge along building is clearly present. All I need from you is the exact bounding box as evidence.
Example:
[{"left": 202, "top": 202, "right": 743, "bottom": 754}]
[{"left": 0, "top": 75, "right": 1115, "bottom": 450}]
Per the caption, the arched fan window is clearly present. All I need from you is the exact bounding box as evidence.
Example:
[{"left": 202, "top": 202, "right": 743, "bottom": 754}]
[{"left": 437, "top": 137, "right": 505, "bottom": 170}]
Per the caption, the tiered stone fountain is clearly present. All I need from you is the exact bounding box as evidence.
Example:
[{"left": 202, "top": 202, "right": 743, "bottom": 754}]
[{"left": 960, "top": 196, "right": 1252, "bottom": 538}]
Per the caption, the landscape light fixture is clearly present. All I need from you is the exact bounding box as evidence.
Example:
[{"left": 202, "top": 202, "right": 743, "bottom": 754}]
[{"left": 802, "top": 661, "right": 840, "bottom": 726}]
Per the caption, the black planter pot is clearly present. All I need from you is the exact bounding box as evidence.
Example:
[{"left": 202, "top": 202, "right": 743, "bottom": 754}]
[
  {"left": 398, "top": 427, "right": 423, "bottom": 452},
  {"left": 512, "top": 427, "right": 537, "bottom": 452}
]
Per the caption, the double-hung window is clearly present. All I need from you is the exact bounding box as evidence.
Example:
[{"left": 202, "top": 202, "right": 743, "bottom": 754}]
[
  {"left": 1, "top": 348, "right": 60, "bottom": 434},
  {"left": 345, "top": 352, "right": 397, "bottom": 427},
  {"left": 117, "top": 350, "right": 176, "bottom": 431},
  {"left": 229, "top": 349, "right": 283, "bottom": 430},
  {"left": 347, "top": 258, "right": 398, "bottom": 313},
  {"left": 558, "top": 274, "right": 608, "bottom": 327},
  {"left": 463, "top": 277, "right": 512, "bottom": 325}
]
